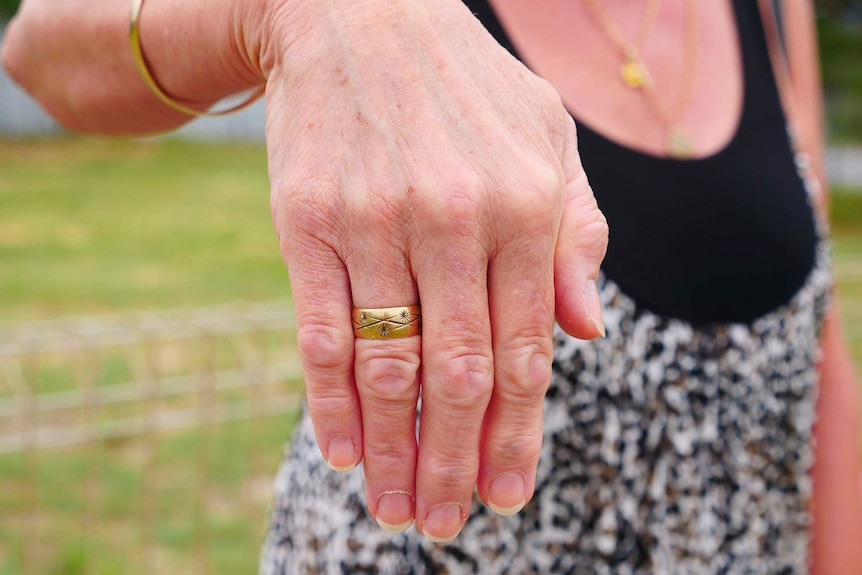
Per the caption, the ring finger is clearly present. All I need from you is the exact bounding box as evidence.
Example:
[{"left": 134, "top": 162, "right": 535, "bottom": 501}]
[{"left": 349, "top": 240, "right": 422, "bottom": 533}]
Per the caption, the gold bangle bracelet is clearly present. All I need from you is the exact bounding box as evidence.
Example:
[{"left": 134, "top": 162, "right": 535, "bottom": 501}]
[{"left": 129, "top": 0, "right": 265, "bottom": 117}]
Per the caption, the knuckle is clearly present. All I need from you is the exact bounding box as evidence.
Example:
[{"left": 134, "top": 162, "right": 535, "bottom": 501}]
[
  {"left": 296, "top": 322, "right": 352, "bottom": 372},
  {"left": 507, "top": 166, "right": 564, "bottom": 221},
  {"left": 567, "top": 178, "right": 604, "bottom": 221},
  {"left": 271, "top": 173, "right": 343, "bottom": 237},
  {"left": 423, "top": 174, "right": 488, "bottom": 234},
  {"left": 430, "top": 351, "right": 494, "bottom": 408},
  {"left": 358, "top": 353, "right": 421, "bottom": 403},
  {"left": 530, "top": 74, "right": 564, "bottom": 108},
  {"left": 497, "top": 346, "right": 553, "bottom": 399},
  {"left": 364, "top": 443, "right": 416, "bottom": 469},
  {"left": 530, "top": 75, "right": 569, "bottom": 125},
  {"left": 528, "top": 163, "right": 566, "bottom": 196},
  {"left": 487, "top": 429, "right": 543, "bottom": 464},
  {"left": 354, "top": 188, "right": 407, "bottom": 230},
  {"left": 423, "top": 453, "right": 479, "bottom": 491},
  {"left": 306, "top": 391, "right": 355, "bottom": 421},
  {"left": 577, "top": 211, "right": 610, "bottom": 261},
  {"left": 566, "top": 189, "right": 609, "bottom": 260}
]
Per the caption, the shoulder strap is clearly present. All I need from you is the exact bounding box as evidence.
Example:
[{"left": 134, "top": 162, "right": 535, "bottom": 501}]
[
  {"left": 772, "top": 0, "right": 786, "bottom": 53},
  {"left": 760, "top": 0, "right": 827, "bottom": 216}
]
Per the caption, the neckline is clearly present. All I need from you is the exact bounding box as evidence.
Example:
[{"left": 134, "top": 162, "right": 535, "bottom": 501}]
[{"left": 481, "top": 0, "right": 752, "bottom": 164}]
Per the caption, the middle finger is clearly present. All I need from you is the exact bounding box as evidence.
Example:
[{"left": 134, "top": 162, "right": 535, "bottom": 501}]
[{"left": 414, "top": 236, "right": 494, "bottom": 543}]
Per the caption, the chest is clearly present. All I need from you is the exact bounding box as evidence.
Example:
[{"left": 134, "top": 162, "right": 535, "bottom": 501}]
[
  {"left": 485, "top": 0, "right": 744, "bottom": 159},
  {"left": 468, "top": 0, "right": 818, "bottom": 325}
]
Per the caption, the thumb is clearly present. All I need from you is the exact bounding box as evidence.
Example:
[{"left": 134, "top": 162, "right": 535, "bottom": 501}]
[{"left": 554, "top": 119, "right": 609, "bottom": 339}]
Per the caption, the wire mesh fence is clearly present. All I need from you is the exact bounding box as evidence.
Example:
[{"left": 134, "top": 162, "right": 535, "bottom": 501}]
[
  {"left": 0, "top": 300, "right": 304, "bottom": 575},
  {"left": 1, "top": 258, "right": 861, "bottom": 575}
]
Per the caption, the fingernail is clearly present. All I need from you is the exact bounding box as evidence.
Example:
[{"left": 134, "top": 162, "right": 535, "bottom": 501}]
[
  {"left": 326, "top": 434, "right": 357, "bottom": 472},
  {"left": 487, "top": 472, "right": 527, "bottom": 516},
  {"left": 422, "top": 503, "right": 464, "bottom": 543},
  {"left": 584, "top": 279, "right": 606, "bottom": 338},
  {"left": 376, "top": 491, "right": 414, "bottom": 533}
]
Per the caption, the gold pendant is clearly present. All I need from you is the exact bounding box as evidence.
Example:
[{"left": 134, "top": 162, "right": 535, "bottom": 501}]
[
  {"left": 667, "top": 127, "right": 693, "bottom": 159},
  {"left": 620, "top": 56, "right": 648, "bottom": 89}
]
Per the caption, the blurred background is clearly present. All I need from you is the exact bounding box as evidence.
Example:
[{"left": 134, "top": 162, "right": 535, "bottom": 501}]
[{"left": 0, "top": 2, "right": 860, "bottom": 574}]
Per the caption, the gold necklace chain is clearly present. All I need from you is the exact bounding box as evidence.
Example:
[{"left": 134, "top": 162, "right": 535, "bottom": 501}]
[
  {"left": 585, "top": 0, "right": 663, "bottom": 89},
  {"left": 582, "top": 0, "right": 699, "bottom": 158}
]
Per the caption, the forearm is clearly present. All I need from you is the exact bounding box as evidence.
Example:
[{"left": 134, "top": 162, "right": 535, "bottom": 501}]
[
  {"left": 811, "top": 304, "right": 862, "bottom": 574},
  {"left": 1, "top": 0, "right": 274, "bottom": 134}
]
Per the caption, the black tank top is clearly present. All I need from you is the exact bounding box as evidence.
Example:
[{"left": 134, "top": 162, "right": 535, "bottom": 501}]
[{"left": 462, "top": 0, "right": 818, "bottom": 325}]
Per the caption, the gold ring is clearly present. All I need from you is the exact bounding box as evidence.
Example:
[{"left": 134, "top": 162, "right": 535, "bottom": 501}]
[{"left": 352, "top": 306, "right": 421, "bottom": 339}]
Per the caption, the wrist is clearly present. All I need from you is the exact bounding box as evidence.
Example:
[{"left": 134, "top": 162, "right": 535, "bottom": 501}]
[
  {"left": 235, "top": 0, "right": 286, "bottom": 81},
  {"left": 254, "top": 0, "right": 456, "bottom": 78},
  {"left": 137, "top": 0, "right": 269, "bottom": 110},
  {"left": 248, "top": 0, "right": 295, "bottom": 79}
]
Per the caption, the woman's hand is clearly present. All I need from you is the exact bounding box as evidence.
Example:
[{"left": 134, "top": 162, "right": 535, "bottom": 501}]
[
  {"left": 2, "top": 0, "right": 608, "bottom": 542},
  {"left": 263, "top": 0, "right": 607, "bottom": 541}
]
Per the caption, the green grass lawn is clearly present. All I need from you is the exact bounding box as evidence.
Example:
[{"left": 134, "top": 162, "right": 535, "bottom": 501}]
[
  {"left": 0, "top": 416, "right": 299, "bottom": 575},
  {"left": 1, "top": 137, "right": 861, "bottom": 574},
  {"left": 0, "top": 137, "right": 294, "bottom": 575},
  {"left": 819, "top": 17, "right": 862, "bottom": 144},
  {"left": 832, "top": 191, "right": 862, "bottom": 368},
  {"left": 4, "top": 136, "right": 858, "bottom": 317},
  {"left": 0, "top": 137, "right": 286, "bottom": 320}
]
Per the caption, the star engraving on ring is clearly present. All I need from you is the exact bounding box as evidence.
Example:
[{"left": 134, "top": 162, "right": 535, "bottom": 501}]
[
  {"left": 358, "top": 311, "right": 368, "bottom": 325},
  {"left": 399, "top": 309, "right": 411, "bottom": 322},
  {"left": 378, "top": 323, "right": 391, "bottom": 337}
]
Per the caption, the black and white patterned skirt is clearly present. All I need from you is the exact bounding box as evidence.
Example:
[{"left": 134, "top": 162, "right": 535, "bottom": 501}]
[{"left": 260, "top": 237, "right": 832, "bottom": 575}]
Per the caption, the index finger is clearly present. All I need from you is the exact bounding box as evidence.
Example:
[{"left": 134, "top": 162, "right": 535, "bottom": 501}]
[{"left": 275, "top": 196, "right": 363, "bottom": 474}]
